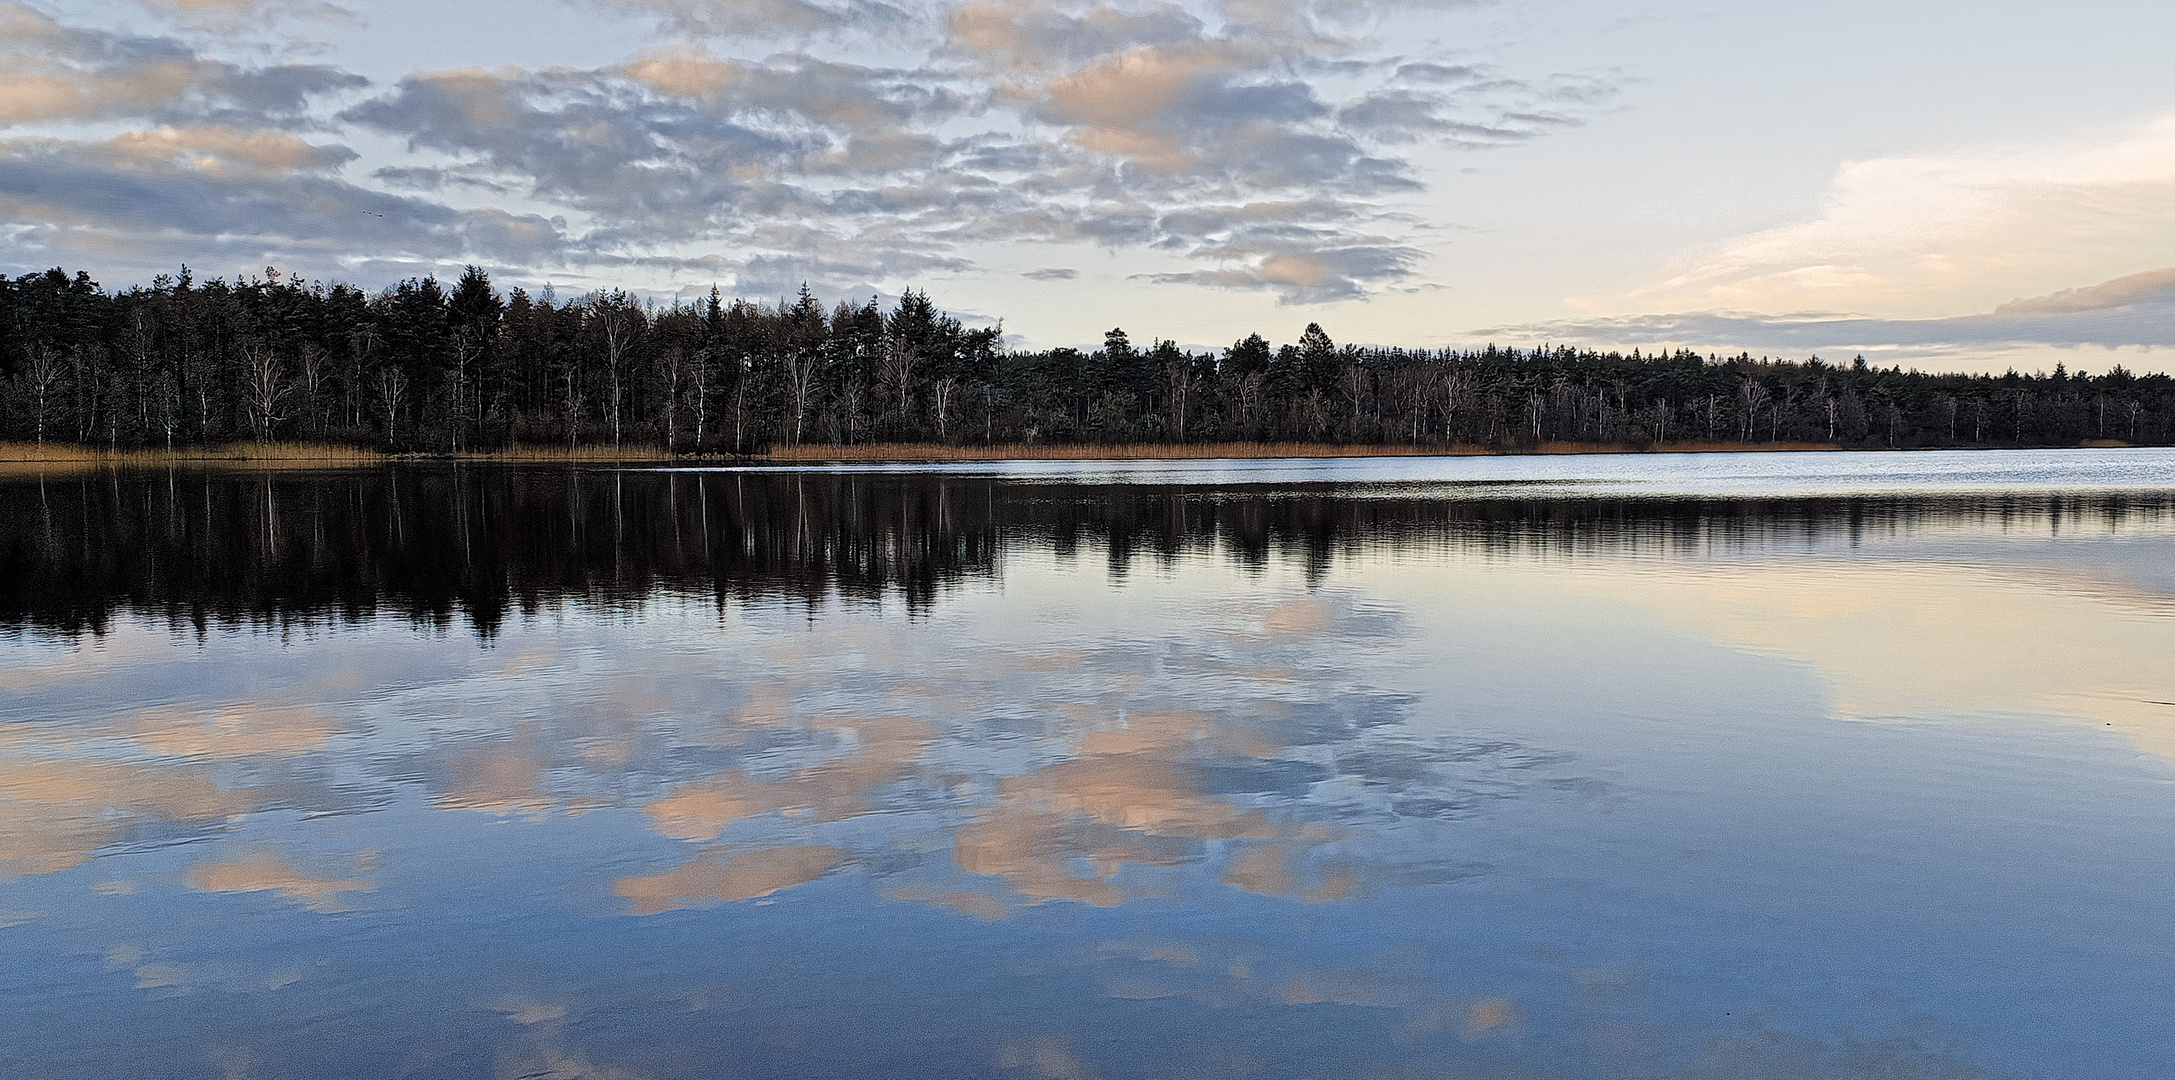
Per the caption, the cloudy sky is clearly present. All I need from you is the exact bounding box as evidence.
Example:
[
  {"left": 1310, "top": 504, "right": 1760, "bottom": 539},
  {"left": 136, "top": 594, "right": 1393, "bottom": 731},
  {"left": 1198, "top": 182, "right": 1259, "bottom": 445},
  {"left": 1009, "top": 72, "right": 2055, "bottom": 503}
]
[{"left": 5, "top": 0, "right": 2175, "bottom": 369}]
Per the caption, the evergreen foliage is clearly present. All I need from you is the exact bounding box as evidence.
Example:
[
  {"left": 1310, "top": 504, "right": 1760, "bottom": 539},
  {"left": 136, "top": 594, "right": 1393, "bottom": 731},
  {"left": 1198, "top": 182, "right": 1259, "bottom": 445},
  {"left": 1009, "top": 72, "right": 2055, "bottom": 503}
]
[{"left": 3, "top": 266, "right": 2169, "bottom": 451}]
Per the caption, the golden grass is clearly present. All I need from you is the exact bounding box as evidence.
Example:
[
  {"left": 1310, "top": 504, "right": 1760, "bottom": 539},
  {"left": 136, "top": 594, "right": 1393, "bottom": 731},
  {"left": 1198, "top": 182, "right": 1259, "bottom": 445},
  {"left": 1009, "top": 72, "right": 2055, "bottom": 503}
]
[
  {"left": 0, "top": 440, "right": 691, "bottom": 475},
  {"left": 0, "top": 441, "right": 386, "bottom": 475},
  {"left": 9, "top": 435, "right": 2122, "bottom": 473},
  {"left": 0, "top": 440, "right": 387, "bottom": 462}
]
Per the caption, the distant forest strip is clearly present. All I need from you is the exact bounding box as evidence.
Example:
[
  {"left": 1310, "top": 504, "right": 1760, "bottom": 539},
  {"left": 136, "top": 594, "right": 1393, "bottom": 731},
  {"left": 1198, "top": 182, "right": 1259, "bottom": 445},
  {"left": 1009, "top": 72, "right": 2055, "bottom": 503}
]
[{"left": 3, "top": 266, "right": 2171, "bottom": 454}]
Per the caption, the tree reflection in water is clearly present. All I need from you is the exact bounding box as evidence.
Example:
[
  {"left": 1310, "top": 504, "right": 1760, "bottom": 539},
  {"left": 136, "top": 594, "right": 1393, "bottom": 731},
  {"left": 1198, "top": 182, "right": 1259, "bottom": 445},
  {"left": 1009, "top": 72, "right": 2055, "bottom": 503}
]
[{"left": 5, "top": 464, "right": 2168, "bottom": 637}]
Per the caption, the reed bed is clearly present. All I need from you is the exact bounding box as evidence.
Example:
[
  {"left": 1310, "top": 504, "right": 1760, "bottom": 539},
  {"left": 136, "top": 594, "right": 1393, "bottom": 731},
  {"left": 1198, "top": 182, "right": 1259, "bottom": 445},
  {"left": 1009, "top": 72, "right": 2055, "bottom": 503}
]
[
  {"left": 0, "top": 437, "right": 1859, "bottom": 475},
  {"left": 0, "top": 441, "right": 691, "bottom": 475},
  {"left": 0, "top": 441, "right": 390, "bottom": 475}
]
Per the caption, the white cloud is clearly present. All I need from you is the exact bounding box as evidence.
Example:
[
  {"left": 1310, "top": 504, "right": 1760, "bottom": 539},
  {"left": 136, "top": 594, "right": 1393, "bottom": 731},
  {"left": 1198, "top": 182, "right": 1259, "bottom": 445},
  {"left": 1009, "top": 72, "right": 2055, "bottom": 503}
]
[
  {"left": 131, "top": 0, "right": 355, "bottom": 29},
  {"left": 0, "top": 0, "right": 1621, "bottom": 304},
  {"left": 1479, "top": 266, "right": 2175, "bottom": 371},
  {"left": 0, "top": 1, "right": 361, "bottom": 128},
  {"left": 591, "top": 0, "right": 909, "bottom": 37},
  {"left": 1593, "top": 113, "right": 2175, "bottom": 322}
]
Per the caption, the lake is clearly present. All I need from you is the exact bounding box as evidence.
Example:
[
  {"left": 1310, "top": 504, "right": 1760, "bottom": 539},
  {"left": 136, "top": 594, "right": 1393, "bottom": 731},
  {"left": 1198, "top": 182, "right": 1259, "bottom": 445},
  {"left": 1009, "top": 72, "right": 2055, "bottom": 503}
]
[{"left": 4, "top": 448, "right": 2174, "bottom": 1079}]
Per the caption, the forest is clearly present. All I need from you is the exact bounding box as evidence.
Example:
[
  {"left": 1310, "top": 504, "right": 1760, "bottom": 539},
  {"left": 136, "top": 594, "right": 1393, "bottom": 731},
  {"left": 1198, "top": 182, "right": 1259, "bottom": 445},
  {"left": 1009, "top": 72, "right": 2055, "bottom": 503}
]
[{"left": 3, "top": 265, "right": 2170, "bottom": 453}]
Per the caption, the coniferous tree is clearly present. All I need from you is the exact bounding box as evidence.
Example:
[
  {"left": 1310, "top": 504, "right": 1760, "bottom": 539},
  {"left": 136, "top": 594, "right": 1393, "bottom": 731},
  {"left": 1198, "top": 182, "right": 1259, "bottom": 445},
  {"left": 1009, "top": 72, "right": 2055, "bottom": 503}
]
[{"left": 3, "top": 265, "right": 2172, "bottom": 453}]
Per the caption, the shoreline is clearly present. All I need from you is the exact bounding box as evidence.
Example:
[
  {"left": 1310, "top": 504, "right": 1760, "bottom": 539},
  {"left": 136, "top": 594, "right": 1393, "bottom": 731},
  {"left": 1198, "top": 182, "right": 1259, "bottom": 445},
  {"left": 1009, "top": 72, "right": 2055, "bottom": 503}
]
[
  {"left": 0, "top": 442, "right": 677, "bottom": 475},
  {"left": 0, "top": 438, "right": 2141, "bottom": 474},
  {"left": 757, "top": 439, "right": 1848, "bottom": 462}
]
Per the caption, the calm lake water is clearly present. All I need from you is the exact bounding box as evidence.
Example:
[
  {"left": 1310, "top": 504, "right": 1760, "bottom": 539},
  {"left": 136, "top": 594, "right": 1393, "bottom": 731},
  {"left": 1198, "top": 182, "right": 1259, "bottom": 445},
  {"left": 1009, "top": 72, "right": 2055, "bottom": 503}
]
[{"left": 4, "top": 448, "right": 2174, "bottom": 1079}]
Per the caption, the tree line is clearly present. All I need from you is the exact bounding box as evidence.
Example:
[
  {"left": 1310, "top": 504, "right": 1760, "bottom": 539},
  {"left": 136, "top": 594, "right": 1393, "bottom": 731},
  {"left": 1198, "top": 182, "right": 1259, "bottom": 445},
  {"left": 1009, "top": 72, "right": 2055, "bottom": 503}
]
[{"left": 4, "top": 265, "right": 2171, "bottom": 452}]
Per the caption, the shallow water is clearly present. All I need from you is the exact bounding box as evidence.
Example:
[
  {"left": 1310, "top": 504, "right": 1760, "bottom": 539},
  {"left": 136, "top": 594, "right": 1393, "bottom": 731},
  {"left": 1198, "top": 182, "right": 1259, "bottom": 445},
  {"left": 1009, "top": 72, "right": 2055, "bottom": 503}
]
[{"left": 4, "top": 450, "right": 2175, "bottom": 1079}]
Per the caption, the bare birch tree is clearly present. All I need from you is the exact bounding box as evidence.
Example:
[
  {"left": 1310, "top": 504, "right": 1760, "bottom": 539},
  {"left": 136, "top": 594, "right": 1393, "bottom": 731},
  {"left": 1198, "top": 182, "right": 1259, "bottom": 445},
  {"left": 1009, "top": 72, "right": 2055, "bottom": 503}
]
[
  {"left": 242, "top": 343, "right": 292, "bottom": 443},
  {"left": 25, "top": 345, "right": 61, "bottom": 445},
  {"left": 781, "top": 345, "right": 820, "bottom": 446},
  {"left": 879, "top": 337, "right": 917, "bottom": 434},
  {"left": 658, "top": 345, "right": 688, "bottom": 452},
  {"left": 377, "top": 364, "right": 408, "bottom": 447},
  {"left": 1165, "top": 356, "right": 1197, "bottom": 443},
  {"left": 932, "top": 376, "right": 957, "bottom": 443},
  {"left": 297, "top": 343, "right": 329, "bottom": 440},
  {"left": 1737, "top": 377, "right": 1770, "bottom": 442}
]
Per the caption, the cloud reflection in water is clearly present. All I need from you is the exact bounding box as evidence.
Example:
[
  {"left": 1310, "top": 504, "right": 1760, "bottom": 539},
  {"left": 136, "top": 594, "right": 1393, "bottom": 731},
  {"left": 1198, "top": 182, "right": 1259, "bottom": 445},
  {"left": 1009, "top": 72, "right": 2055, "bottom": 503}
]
[{"left": 2, "top": 462, "right": 2173, "bottom": 1079}]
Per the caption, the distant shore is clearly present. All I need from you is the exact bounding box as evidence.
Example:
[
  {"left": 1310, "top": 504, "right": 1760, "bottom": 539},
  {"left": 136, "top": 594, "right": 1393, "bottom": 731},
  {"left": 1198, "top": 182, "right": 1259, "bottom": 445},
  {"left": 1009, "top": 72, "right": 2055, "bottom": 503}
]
[{"left": 0, "top": 438, "right": 2143, "bottom": 474}]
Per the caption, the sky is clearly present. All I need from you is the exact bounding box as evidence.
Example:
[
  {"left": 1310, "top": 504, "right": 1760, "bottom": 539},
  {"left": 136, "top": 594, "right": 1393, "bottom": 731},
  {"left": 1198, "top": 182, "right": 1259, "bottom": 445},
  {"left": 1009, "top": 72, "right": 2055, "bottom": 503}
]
[{"left": 4, "top": 0, "right": 2175, "bottom": 370}]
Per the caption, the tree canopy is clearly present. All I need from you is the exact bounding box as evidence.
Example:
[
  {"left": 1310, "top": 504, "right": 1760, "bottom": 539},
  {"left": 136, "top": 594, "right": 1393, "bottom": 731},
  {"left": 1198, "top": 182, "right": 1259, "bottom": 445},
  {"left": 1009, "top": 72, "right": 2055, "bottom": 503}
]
[{"left": 3, "top": 266, "right": 2168, "bottom": 452}]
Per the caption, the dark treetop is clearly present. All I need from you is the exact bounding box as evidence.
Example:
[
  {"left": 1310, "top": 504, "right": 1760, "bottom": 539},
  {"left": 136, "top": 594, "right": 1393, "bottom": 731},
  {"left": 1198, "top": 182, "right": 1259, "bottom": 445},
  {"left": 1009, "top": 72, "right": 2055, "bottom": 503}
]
[{"left": 3, "top": 266, "right": 2171, "bottom": 452}]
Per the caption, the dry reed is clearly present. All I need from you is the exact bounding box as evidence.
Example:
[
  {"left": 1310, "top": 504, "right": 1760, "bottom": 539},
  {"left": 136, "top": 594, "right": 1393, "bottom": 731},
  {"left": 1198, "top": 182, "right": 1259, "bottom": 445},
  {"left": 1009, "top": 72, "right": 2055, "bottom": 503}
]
[
  {"left": 0, "top": 437, "right": 1875, "bottom": 475},
  {"left": 0, "top": 441, "right": 388, "bottom": 476},
  {"left": 0, "top": 440, "right": 690, "bottom": 475}
]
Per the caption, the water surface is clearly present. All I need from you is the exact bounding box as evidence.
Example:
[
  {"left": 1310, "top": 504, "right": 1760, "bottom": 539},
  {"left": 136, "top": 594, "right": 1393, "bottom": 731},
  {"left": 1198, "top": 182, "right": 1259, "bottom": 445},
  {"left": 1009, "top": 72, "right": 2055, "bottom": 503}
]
[{"left": 4, "top": 450, "right": 2175, "bottom": 1079}]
